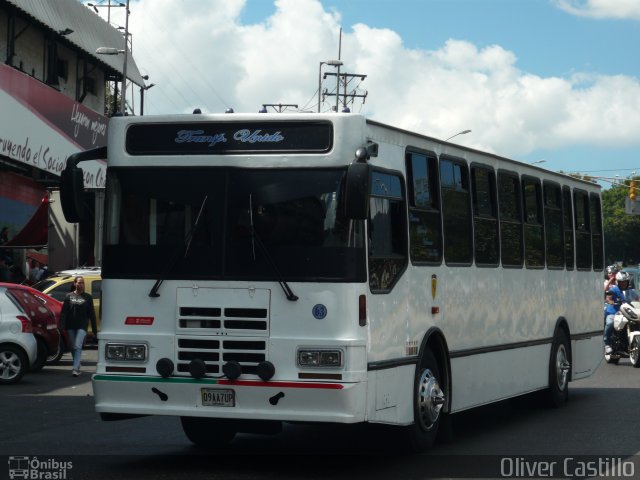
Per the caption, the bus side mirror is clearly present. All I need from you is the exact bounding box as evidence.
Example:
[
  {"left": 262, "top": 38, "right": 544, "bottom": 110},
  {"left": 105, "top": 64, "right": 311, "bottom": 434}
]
[
  {"left": 59, "top": 146, "right": 107, "bottom": 223},
  {"left": 344, "top": 162, "right": 371, "bottom": 220},
  {"left": 60, "top": 166, "right": 86, "bottom": 223}
]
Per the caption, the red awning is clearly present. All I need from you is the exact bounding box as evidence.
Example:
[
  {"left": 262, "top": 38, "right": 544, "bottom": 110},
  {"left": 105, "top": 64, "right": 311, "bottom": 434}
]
[
  {"left": 3, "top": 194, "right": 49, "bottom": 249},
  {"left": 27, "top": 251, "right": 49, "bottom": 265}
]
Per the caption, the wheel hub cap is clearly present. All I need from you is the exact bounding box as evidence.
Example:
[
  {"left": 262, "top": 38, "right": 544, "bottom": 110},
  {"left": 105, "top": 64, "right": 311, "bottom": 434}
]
[
  {"left": 417, "top": 368, "right": 445, "bottom": 431},
  {"left": 556, "top": 345, "right": 570, "bottom": 390}
]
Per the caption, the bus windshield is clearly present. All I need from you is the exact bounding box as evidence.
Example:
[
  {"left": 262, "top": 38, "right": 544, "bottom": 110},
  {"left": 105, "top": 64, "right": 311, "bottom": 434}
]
[{"left": 103, "top": 167, "right": 366, "bottom": 282}]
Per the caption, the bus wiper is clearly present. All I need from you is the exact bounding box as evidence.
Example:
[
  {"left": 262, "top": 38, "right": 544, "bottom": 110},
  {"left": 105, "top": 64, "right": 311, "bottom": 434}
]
[
  {"left": 249, "top": 195, "right": 298, "bottom": 302},
  {"left": 149, "top": 196, "right": 208, "bottom": 298}
]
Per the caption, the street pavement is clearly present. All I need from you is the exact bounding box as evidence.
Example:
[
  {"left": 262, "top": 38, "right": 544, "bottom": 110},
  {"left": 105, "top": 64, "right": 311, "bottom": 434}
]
[{"left": 2, "top": 347, "right": 640, "bottom": 480}]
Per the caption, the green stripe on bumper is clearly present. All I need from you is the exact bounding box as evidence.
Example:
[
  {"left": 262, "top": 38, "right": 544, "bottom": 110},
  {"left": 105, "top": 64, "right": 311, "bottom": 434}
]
[{"left": 93, "top": 374, "right": 219, "bottom": 384}]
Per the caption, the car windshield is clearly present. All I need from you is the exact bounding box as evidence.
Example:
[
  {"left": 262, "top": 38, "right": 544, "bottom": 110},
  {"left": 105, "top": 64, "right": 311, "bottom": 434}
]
[
  {"left": 2, "top": 289, "right": 27, "bottom": 314},
  {"left": 103, "top": 167, "right": 366, "bottom": 282},
  {"left": 31, "top": 279, "right": 56, "bottom": 292}
]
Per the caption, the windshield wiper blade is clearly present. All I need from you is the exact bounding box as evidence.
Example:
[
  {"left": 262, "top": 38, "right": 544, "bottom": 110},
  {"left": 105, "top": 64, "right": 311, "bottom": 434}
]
[
  {"left": 249, "top": 195, "right": 298, "bottom": 302},
  {"left": 184, "top": 195, "right": 208, "bottom": 258},
  {"left": 252, "top": 232, "right": 298, "bottom": 301},
  {"left": 149, "top": 196, "right": 208, "bottom": 298}
]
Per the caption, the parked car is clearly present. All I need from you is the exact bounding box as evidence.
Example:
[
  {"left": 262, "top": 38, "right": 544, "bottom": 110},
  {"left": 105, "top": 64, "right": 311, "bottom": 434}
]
[
  {"left": 1, "top": 283, "right": 65, "bottom": 370},
  {"left": 32, "top": 272, "right": 102, "bottom": 337},
  {"left": 55, "top": 267, "right": 102, "bottom": 277},
  {"left": 0, "top": 285, "right": 38, "bottom": 384}
]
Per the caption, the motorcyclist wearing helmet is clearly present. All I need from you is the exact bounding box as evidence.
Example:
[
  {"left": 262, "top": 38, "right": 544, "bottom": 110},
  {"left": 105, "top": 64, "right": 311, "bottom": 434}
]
[
  {"left": 604, "top": 265, "right": 619, "bottom": 291},
  {"left": 604, "top": 271, "right": 640, "bottom": 354}
]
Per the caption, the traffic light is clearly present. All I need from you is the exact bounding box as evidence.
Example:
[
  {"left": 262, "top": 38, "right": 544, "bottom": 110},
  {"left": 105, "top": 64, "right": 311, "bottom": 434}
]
[{"left": 631, "top": 180, "right": 637, "bottom": 201}]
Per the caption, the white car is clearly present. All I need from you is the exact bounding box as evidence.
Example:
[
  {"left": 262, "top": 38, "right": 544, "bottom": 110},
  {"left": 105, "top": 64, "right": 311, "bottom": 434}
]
[
  {"left": 0, "top": 286, "right": 38, "bottom": 384},
  {"left": 54, "top": 266, "right": 101, "bottom": 276}
]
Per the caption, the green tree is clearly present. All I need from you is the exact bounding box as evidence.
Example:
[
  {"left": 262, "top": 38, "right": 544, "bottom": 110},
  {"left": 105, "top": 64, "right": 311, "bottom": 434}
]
[
  {"left": 103, "top": 83, "right": 121, "bottom": 116},
  {"left": 602, "top": 181, "right": 640, "bottom": 265}
]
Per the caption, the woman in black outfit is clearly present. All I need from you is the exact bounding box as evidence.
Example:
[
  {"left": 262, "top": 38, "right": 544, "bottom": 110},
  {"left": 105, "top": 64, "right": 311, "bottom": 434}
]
[{"left": 60, "top": 276, "right": 97, "bottom": 376}]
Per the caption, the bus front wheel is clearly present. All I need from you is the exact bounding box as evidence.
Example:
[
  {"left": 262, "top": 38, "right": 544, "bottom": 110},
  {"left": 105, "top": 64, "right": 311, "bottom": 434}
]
[
  {"left": 180, "top": 416, "right": 236, "bottom": 448},
  {"left": 402, "top": 349, "right": 445, "bottom": 452}
]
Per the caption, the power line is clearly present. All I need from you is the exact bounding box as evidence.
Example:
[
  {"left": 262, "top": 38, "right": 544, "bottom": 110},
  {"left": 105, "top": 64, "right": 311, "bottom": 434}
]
[
  {"left": 108, "top": 0, "right": 231, "bottom": 114},
  {"left": 569, "top": 167, "right": 640, "bottom": 173}
]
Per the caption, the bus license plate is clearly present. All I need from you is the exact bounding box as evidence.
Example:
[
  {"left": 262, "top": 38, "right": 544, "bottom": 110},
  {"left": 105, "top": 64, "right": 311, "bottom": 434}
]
[{"left": 201, "top": 388, "right": 235, "bottom": 407}]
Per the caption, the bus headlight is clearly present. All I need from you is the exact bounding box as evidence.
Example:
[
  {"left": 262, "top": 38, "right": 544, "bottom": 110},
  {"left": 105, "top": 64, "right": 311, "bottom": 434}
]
[
  {"left": 297, "top": 349, "right": 343, "bottom": 368},
  {"left": 106, "top": 344, "right": 125, "bottom": 361},
  {"left": 106, "top": 343, "right": 147, "bottom": 362},
  {"left": 126, "top": 344, "right": 147, "bottom": 361}
]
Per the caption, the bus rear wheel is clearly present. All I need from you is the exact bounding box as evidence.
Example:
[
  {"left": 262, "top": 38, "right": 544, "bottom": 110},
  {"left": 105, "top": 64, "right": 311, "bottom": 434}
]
[
  {"left": 545, "top": 329, "right": 570, "bottom": 407},
  {"left": 402, "top": 349, "right": 445, "bottom": 452},
  {"left": 180, "top": 417, "right": 236, "bottom": 448}
]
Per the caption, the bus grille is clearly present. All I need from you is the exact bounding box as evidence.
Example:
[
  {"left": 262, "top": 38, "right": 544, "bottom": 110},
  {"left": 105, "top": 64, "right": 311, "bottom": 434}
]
[
  {"left": 176, "top": 338, "right": 267, "bottom": 375},
  {"left": 175, "top": 287, "right": 270, "bottom": 377},
  {"left": 178, "top": 306, "right": 268, "bottom": 333}
]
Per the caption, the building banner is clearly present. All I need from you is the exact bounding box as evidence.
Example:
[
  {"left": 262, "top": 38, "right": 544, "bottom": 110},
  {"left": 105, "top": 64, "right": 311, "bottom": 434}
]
[{"left": 0, "top": 64, "right": 108, "bottom": 188}]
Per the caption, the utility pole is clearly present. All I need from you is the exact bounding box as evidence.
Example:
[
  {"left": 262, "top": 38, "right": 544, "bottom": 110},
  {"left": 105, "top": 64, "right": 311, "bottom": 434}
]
[
  {"left": 323, "top": 72, "right": 368, "bottom": 111},
  {"left": 318, "top": 27, "right": 368, "bottom": 112},
  {"left": 120, "top": 0, "right": 130, "bottom": 115}
]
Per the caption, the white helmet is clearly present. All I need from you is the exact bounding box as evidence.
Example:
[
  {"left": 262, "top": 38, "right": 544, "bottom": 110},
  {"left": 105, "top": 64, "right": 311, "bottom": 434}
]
[{"left": 616, "top": 271, "right": 630, "bottom": 283}]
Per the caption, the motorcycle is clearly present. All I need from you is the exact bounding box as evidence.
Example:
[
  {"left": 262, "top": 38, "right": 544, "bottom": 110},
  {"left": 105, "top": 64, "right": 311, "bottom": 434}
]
[{"left": 605, "top": 302, "right": 640, "bottom": 367}]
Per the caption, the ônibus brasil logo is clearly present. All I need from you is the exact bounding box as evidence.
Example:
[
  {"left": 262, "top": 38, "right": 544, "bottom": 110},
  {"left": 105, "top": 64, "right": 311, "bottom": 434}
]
[{"left": 8, "top": 456, "right": 72, "bottom": 479}]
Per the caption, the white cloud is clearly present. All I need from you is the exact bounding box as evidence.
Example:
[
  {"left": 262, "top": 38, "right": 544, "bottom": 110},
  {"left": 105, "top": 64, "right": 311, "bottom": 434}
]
[
  {"left": 103, "top": 0, "right": 640, "bottom": 158},
  {"left": 553, "top": 0, "right": 640, "bottom": 20}
]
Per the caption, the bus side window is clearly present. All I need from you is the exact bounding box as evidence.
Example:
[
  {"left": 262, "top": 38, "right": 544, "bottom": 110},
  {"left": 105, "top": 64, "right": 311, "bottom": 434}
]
[
  {"left": 368, "top": 171, "right": 407, "bottom": 292},
  {"left": 406, "top": 150, "right": 442, "bottom": 264},
  {"left": 497, "top": 171, "right": 523, "bottom": 267},
  {"left": 562, "top": 186, "right": 575, "bottom": 270},
  {"left": 543, "top": 181, "right": 564, "bottom": 269},
  {"left": 590, "top": 193, "right": 604, "bottom": 271},
  {"left": 573, "top": 189, "right": 592, "bottom": 270},
  {"left": 471, "top": 165, "right": 499, "bottom": 266},
  {"left": 522, "top": 177, "right": 544, "bottom": 268},
  {"left": 440, "top": 157, "right": 472, "bottom": 265}
]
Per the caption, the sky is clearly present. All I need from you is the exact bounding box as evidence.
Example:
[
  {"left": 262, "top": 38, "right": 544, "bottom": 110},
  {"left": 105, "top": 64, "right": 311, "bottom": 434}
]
[{"left": 88, "top": 0, "right": 640, "bottom": 189}]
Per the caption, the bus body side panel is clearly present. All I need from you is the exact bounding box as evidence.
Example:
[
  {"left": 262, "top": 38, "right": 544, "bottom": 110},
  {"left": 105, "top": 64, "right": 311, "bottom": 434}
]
[
  {"left": 360, "top": 135, "right": 419, "bottom": 425},
  {"left": 566, "top": 272, "right": 604, "bottom": 378},
  {"left": 450, "top": 346, "right": 550, "bottom": 411},
  {"left": 363, "top": 122, "right": 603, "bottom": 417},
  {"left": 365, "top": 364, "right": 415, "bottom": 425}
]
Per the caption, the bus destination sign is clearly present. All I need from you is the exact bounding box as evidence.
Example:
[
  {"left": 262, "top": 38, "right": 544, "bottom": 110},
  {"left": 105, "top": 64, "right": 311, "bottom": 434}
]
[{"left": 126, "top": 121, "right": 333, "bottom": 155}]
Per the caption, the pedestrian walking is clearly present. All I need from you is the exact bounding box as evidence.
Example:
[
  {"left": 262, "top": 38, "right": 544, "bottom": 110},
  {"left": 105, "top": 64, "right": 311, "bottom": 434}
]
[{"left": 60, "top": 276, "right": 98, "bottom": 376}]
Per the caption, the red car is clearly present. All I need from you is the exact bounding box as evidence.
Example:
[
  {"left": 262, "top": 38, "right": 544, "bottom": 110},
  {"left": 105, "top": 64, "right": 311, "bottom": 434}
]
[{"left": 0, "top": 282, "right": 67, "bottom": 371}]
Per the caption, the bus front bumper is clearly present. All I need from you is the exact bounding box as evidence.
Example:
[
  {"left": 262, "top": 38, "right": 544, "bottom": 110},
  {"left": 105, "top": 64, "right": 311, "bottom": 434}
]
[{"left": 92, "top": 374, "right": 366, "bottom": 423}]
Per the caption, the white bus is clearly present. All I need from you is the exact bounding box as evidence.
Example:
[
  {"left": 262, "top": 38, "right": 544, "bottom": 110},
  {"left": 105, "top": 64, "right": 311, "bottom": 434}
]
[{"left": 60, "top": 112, "right": 603, "bottom": 451}]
